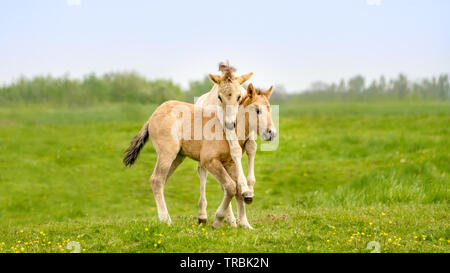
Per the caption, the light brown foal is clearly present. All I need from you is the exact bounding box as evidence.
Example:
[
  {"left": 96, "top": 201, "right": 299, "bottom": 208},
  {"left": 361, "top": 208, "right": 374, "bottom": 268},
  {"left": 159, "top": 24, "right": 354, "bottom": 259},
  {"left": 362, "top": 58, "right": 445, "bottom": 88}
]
[{"left": 123, "top": 84, "right": 276, "bottom": 228}]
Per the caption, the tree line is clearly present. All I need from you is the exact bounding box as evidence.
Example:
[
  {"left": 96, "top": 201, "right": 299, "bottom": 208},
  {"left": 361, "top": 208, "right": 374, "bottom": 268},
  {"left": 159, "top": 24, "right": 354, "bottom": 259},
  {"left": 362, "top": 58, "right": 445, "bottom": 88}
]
[
  {"left": 0, "top": 72, "right": 448, "bottom": 105},
  {"left": 296, "top": 74, "right": 449, "bottom": 101}
]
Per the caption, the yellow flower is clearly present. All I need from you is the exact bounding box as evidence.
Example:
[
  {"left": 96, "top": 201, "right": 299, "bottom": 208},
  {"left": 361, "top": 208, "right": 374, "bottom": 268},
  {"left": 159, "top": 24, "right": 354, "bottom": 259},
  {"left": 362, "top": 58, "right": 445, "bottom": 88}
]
[
  {"left": 157, "top": 240, "right": 161, "bottom": 244},
  {"left": 205, "top": 232, "right": 208, "bottom": 235},
  {"left": 201, "top": 228, "right": 205, "bottom": 231},
  {"left": 387, "top": 239, "right": 392, "bottom": 242},
  {"left": 154, "top": 243, "right": 157, "bottom": 247},
  {"left": 221, "top": 232, "right": 225, "bottom": 236},
  {"left": 20, "top": 230, "right": 24, "bottom": 233},
  {"left": 145, "top": 228, "right": 149, "bottom": 232},
  {"left": 369, "top": 222, "right": 373, "bottom": 226},
  {"left": 381, "top": 212, "right": 386, "bottom": 216},
  {"left": 326, "top": 240, "right": 330, "bottom": 243},
  {"left": 388, "top": 221, "right": 392, "bottom": 224}
]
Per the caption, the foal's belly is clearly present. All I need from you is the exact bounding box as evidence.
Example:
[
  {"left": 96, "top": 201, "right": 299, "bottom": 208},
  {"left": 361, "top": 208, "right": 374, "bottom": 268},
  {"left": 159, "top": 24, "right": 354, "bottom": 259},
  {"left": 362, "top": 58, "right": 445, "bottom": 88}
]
[{"left": 180, "top": 139, "right": 201, "bottom": 161}]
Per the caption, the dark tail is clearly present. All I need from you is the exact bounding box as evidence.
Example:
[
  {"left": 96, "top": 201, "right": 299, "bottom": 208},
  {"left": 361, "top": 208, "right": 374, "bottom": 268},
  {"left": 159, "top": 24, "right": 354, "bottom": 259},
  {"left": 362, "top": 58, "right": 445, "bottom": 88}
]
[{"left": 123, "top": 121, "right": 149, "bottom": 167}]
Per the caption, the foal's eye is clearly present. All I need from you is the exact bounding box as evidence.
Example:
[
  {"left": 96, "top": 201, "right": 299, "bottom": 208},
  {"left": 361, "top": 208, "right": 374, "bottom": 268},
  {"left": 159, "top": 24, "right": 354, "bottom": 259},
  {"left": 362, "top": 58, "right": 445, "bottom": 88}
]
[
  {"left": 218, "top": 95, "right": 222, "bottom": 102},
  {"left": 237, "top": 95, "right": 241, "bottom": 102},
  {"left": 256, "top": 108, "right": 261, "bottom": 115}
]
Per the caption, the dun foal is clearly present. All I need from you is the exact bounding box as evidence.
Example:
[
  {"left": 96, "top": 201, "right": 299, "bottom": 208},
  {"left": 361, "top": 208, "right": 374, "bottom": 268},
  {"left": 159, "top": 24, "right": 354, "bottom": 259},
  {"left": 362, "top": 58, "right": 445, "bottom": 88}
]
[{"left": 123, "top": 84, "right": 276, "bottom": 228}]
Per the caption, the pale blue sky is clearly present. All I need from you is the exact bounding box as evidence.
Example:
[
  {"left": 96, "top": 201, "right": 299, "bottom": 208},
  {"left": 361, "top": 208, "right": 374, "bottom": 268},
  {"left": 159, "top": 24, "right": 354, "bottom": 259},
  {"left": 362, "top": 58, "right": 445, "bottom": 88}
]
[{"left": 1, "top": 0, "right": 449, "bottom": 91}]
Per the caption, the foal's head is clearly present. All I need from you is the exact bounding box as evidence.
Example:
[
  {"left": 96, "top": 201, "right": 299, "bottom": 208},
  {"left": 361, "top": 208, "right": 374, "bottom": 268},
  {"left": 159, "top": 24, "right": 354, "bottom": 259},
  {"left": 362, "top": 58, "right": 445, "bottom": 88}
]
[
  {"left": 241, "top": 84, "right": 277, "bottom": 141},
  {"left": 209, "top": 62, "right": 253, "bottom": 130}
]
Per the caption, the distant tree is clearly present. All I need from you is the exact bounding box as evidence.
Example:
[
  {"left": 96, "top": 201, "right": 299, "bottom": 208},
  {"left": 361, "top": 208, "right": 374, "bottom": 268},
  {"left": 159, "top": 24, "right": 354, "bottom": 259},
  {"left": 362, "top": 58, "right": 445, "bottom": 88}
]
[
  {"left": 392, "top": 74, "right": 408, "bottom": 99},
  {"left": 348, "top": 75, "right": 365, "bottom": 94},
  {"left": 185, "top": 76, "right": 213, "bottom": 103},
  {"left": 438, "top": 74, "right": 450, "bottom": 100},
  {"left": 147, "top": 79, "right": 183, "bottom": 104}
]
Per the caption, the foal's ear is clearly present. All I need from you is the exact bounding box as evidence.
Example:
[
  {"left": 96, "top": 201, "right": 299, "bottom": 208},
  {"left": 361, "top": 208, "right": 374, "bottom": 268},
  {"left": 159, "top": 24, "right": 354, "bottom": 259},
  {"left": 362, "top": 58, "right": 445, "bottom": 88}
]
[
  {"left": 237, "top": 72, "right": 253, "bottom": 85},
  {"left": 263, "top": 86, "right": 273, "bottom": 99},
  {"left": 247, "top": 83, "right": 256, "bottom": 99},
  {"left": 209, "top": 74, "right": 221, "bottom": 84}
]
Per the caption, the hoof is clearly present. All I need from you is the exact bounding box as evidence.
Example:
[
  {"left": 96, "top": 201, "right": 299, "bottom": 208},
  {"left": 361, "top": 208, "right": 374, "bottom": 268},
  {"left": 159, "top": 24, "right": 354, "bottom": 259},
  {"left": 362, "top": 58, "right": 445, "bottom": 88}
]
[
  {"left": 198, "top": 218, "right": 207, "bottom": 225},
  {"left": 242, "top": 192, "right": 253, "bottom": 204}
]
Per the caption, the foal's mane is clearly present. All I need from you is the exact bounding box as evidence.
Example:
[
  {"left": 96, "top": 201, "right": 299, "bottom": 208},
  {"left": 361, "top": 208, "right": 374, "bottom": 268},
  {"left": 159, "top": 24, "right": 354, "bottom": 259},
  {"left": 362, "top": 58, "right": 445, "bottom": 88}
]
[{"left": 218, "top": 61, "right": 236, "bottom": 82}]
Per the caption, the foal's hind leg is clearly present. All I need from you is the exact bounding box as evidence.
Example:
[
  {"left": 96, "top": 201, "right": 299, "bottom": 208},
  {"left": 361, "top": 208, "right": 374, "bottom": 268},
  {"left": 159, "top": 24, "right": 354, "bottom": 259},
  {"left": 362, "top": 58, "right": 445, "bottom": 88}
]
[{"left": 150, "top": 152, "right": 179, "bottom": 225}]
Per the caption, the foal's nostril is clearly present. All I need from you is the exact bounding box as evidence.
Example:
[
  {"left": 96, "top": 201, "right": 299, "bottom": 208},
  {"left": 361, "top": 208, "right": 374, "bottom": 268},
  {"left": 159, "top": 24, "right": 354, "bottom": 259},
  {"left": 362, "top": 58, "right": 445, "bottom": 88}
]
[{"left": 225, "top": 122, "right": 235, "bottom": 130}]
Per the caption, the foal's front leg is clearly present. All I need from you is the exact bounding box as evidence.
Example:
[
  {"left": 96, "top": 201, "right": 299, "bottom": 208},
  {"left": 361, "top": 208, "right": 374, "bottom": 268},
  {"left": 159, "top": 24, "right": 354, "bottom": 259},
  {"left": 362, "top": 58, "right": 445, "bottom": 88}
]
[
  {"left": 197, "top": 163, "right": 237, "bottom": 226},
  {"left": 202, "top": 158, "right": 237, "bottom": 229},
  {"left": 236, "top": 194, "right": 253, "bottom": 229},
  {"left": 226, "top": 134, "right": 253, "bottom": 203},
  {"left": 245, "top": 139, "right": 257, "bottom": 194},
  {"left": 197, "top": 164, "right": 208, "bottom": 224}
]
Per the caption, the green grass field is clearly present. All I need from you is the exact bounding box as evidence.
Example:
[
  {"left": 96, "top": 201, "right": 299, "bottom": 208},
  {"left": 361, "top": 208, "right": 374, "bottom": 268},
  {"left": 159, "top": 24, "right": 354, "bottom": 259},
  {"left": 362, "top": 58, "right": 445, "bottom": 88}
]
[{"left": 0, "top": 102, "right": 449, "bottom": 253}]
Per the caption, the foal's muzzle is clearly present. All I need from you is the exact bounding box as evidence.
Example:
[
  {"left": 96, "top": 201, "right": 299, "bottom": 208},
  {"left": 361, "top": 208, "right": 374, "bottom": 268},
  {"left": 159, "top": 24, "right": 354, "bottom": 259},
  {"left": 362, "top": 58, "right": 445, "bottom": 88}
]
[{"left": 262, "top": 129, "right": 277, "bottom": 141}]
